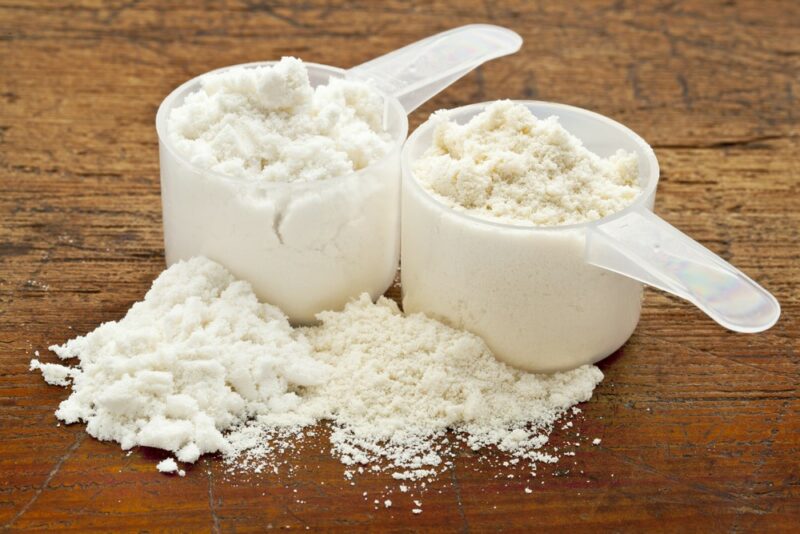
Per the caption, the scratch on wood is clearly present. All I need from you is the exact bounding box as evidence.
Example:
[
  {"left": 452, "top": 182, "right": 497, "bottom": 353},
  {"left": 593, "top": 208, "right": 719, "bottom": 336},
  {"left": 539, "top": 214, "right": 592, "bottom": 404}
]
[
  {"left": 652, "top": 135, "right": 792, "bottom": 150},
  {"left": 647, "top": 333, "right": 795, "bottom": 381},
  {"left": 208, "top": 466, "right": 221, "bottom": 534},
  {"left": 2, "top": 432, "right": 85, "bottom": 529},
  {"left": 450, "top": 464, "right": 470, "bottom": 534},
  {"left": 676, "top": 73, "right": 692, "bottom": 109},
  {"left": 627, "top": 63, "right": 649, "bottom": 105},
  {"left": 283, "top": 503, "right": 310, "bottom": 529},
  {"left": 604, "top": 448, "right": 771, "bottom": 515}
]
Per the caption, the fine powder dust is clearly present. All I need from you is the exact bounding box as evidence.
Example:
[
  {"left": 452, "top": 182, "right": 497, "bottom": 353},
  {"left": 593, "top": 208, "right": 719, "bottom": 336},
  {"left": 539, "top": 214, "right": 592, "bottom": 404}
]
[
  {"left": 31, "top": 257, "right": 604, "bottom": 500},
  {"left": 299, "top": 295, "right": 602, "bottom": 477},
  {"left": 414, "top": 100, "right": 641, "bottom": 226},
  {"left": 225, "top": 294, "right": 602, "bottom": 482},
  {"left": 168, "top": 57, "right": 392, "bottom": 182}
]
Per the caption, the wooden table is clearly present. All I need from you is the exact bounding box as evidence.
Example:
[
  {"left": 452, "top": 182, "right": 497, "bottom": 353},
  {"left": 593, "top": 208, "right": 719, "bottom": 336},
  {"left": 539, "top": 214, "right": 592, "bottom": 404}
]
[{"left": 1, "top": 1, "right": 798, "bottom": 531}]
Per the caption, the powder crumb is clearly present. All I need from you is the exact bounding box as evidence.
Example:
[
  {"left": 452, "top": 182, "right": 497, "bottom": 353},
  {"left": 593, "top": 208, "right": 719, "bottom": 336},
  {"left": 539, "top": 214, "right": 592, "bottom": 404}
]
[
  {"left": 29, "top": 359, "right": 76, "bottom": 387},
  {"left": 414, "top": 100, "right": 640, "bottom": 227},
  {"left": 412, "top": 508, "right": 423, "bottom": 515},
  {"left": 384, "top": 500, "right": 392, "bottom": 508},
  {"left": 592, "top": 438, "right": 602, "bottom": 446},
  {"left": 525, "top": 487, "right": 532, "bottom": 494},
  {"left": 157, "top": 458, "right": 179, "bottom": 474}
]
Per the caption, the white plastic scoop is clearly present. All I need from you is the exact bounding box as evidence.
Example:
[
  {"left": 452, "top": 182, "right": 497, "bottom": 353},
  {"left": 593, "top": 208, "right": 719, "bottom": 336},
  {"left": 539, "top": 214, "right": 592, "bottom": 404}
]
[
  {"left": 348, "top": 24, "right": 522, "bottom": 113},
  {"left": 355, "top": 30, "right": 779, "bottom": 334},
  {"left": 401, "top": 100, "right": 780, "bottom": 373},
  {"left": 156, "top": 25, "right": 523, "bottom": 324},
  {"left": 587, "top": 209, "right": 780, "bottom": 333}
]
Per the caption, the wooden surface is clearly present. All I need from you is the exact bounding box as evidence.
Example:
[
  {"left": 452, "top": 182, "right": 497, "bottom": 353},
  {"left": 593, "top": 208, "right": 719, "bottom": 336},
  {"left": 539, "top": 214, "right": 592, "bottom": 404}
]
[{"left": 1, "top": 1, "right": 798, "bottom": 531}]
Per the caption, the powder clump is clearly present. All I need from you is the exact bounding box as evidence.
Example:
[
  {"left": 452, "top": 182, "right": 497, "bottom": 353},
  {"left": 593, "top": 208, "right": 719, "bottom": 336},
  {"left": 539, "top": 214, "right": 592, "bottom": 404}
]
[
  {"left": 168, "top": 57, "right": 392, "bottom": 183},
  {"left": 157, "top": 457, "right": 184, "bottom": 476},
  {"left": 33, "top": 257, "right": 330, "bottom": 463},
  {"left": 414, "top": 100, "right": 641, "bottom": 226}
]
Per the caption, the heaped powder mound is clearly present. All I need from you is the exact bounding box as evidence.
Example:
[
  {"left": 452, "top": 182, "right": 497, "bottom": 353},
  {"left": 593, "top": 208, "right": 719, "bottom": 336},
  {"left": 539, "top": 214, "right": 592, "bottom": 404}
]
[
  {"left": 414, "top": 100, "right": 641, "bottom": 226},
  {"left": 168, "top": 57, "right": 392, "bottom": 183},
  {"left": 31, "top": 257, "right": 330, "bottom": 463}
]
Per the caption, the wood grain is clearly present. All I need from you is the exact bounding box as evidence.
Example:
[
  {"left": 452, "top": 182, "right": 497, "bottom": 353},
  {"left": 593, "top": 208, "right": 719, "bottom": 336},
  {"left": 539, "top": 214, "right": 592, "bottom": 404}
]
[{"left": 1, "top": 0, "right": 798, "bottom": 531}]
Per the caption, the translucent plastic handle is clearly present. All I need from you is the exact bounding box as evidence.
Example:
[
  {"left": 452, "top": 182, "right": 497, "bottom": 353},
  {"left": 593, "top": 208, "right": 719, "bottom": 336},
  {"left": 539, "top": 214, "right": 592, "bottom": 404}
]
[
  {"left": 347, "top": 24, "right": 522, "bottom": 114},
  {"left": 586, "top": 208, "right": 780, "bottom": 333}
]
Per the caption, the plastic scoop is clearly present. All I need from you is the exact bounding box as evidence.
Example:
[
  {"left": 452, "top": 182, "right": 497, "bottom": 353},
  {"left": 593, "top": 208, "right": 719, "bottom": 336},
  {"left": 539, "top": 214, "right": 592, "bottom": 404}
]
[
  {"left": 156, "top": 26, "right": 522, "bottom": 325},
  {"left": 586, "top": 209, "right": 780, "bottom": 333},
  {"left": 400, "top": 100, "right": 779, "bottom": 373},
  {"left": 571, "top": 104, "right": 780, "bottom": 333},
  {"left": 347, "top": 24, "right": 523, "bottom": 113}
]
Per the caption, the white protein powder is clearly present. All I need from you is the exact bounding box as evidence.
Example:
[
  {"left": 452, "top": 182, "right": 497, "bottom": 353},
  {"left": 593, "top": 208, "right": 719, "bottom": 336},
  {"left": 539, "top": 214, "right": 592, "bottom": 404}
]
[
  {"left": 227, "top": 293, "right": 603, "bottom": 482},
  {"left": 33, "top": 258, "right": 604, "bottom": 490},
  {"left": 160, "top": 58, "right": 405, "bottom": 323},
  {"left": 414, "top": 100, "right": 640, "bottom": 226},
  {"left": 157, "top": 457, "right": 185, "bottom": 476},
  {"left": 168, "top": 57, "right": 392, "bottom": 182},
  {"left": 34, "top": 257, "right": 330, "bottom": 463},
  {"left": 402, "top": 100, "right": 646, "bottom": 372},
  {"left": 306, "top": 295, "right": 603, "bottom": 473}
]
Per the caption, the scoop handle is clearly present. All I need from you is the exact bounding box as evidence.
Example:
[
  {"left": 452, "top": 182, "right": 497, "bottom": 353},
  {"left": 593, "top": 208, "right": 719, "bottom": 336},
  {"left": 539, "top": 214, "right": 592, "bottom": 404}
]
[
  {"left": 347, "top": 24, "right": 522, "bottom": 114},
  {"left": 586, "top": 208, "right": 780, "bottom": 333}
]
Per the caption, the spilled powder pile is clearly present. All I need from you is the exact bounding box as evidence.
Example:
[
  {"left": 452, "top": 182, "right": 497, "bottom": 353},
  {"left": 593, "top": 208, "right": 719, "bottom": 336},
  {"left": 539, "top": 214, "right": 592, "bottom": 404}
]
[
  {"left": 414, "top": 100, "right": 640, "bottom": 226},
  {"left": 31, "top": 257, "right": 329, "bottom": 463},
  {"left": 32, "top": 257, "right": 603, "bottom": 492},
  {"left": 168, "top": 57, "right": 392, "bottom": 182},
  {"left": 299, "top": 295, "right": 602, "bottom": 479}
]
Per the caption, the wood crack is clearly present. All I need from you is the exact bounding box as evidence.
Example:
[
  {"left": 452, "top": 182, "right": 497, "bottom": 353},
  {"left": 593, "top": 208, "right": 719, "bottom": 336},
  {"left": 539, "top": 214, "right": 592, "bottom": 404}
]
[
  {"left": 207, "top": 465, "right": 221, "bottom": 534},
  {"left": 645, "top": 333, "right": 797, "bottom": 381},
  {"left": 2, "top": 432, "right": 85, "bottom": 529},
  {"left": 603, "top": 448, "right": 772, "bottom": 514},
  {"left": 652, "top": 135, "right": 793, "bottom": 150},
  {"left": 450, "top": 463, "right": 469, "bottom": 534}
]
